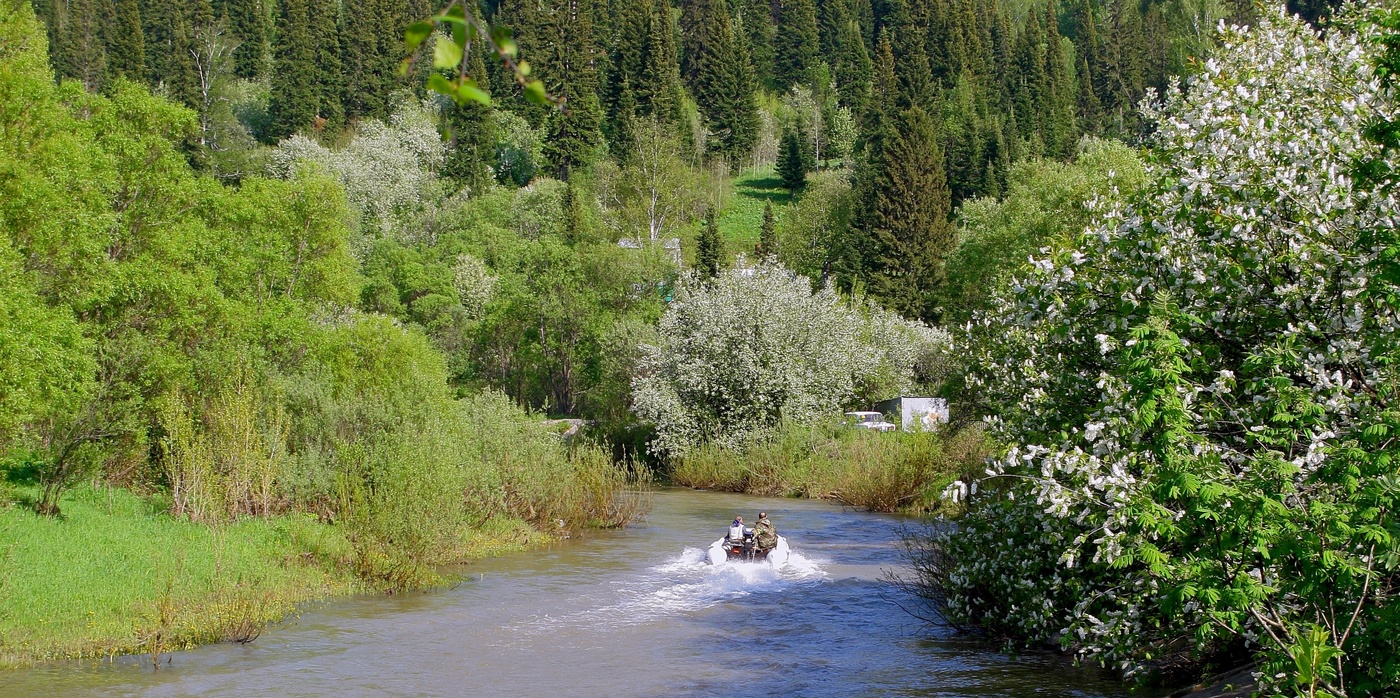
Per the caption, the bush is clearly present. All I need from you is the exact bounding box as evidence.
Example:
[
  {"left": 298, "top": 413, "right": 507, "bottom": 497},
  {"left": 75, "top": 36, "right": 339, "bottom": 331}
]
[
  {"left": 633, "top": 261, "right": 949, "bottom": 457},
  {"left": 931, "top": 10, "right": 1400, "bottom": 693},
  {"left": 673, "top": 421, "right": 989, "bottom": 514}
]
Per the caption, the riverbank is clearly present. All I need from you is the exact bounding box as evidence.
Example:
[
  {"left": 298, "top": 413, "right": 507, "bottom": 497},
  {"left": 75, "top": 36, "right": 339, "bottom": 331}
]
[
  {"left": 670, "top": 422, "right": 990, "bottom": 514},
  {"left": 0, "top": 485, "right": 555, "bottom": 668}
]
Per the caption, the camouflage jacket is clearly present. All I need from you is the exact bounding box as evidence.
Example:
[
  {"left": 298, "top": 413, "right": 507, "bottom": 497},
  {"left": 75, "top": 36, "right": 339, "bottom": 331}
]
[{"left": 753, "top": 519, "right": 777, "bottom": 548}]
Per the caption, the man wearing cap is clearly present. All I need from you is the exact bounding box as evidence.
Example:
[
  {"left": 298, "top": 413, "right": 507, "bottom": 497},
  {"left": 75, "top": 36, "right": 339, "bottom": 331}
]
[{"left": 753, "top": 512, "right": 777, "bottom": 557}]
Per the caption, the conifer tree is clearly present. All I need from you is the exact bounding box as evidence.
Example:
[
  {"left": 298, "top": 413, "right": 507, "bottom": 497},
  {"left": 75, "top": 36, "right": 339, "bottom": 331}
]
[
  {"left": 882, "top": 0, "right": 932, "bottom": 109},
  {"left": 815, "top": 0, "right": 846, "bottom": 67},
  {"left": 444, "top": 45, "right": 497, "bottom": 194},
  {"left": 141, "top": 0, "right": 176, "bottom": 83},
  {"left": 1041, "top": 0, "right": 1076, "bottom": 156},
  {"left": 223, "top": 0, "right": 268, "bottom": 79},
  {"left": 166, "top": 0, "right": 213, "bottom": 109},
  {"left": 607, "top": 0, "right": 681, "bottom": 144},
  {"left": 608, "top": 0, "right": 650, "bottom": 124},
  {"left": 495, "top": 0, "right": 551, "bottom": 124},
  {"left": 106, "top": 0, "right": 145, "bottom": 82},
  {"left": 684, "top": 0, "right": 758, "bottom": 165},
  {"left": 738, "top": 0, "right": 775, "bottom": 89},
  {"left": 832, "top": 17, "right": 871, "bottom": 118},
  {"left": 563, "top": 181, "right": 589, "bottom": 242},
  {"left": 343, "top": 0, "right": 404, "bottom": 121},
  {"left": 59, "top": 0, "right": 106, "bottom": 90},
  {"left": 1010, "top": 9, "right": 1046, "bottom": 150},
  {"left": 778, "top": 128, "right": 806, "bottom": 192},
  {"left": 696, "top": 214, "right": 723, "bottom": 278},
  {"left": 544, "top": 0, "right": 605, "bottom": 178},
  {"left": 267, "top": 0, "right": 315, "bottom": 139},
  {"left": 1099, "top": 0, "right": 1144, "bottom": 134},
  {"left": 610, "top": 75, "right": 640, "bottom": 157},
  {"left": 858, "top": 104, "right": 951, "bottom": 320},
  {"left": 640, "top": 0, "right": 683, "bottom": 123},
  {"left": 1073, "top": 0, "right": 1102, "bottom": 132},
  {"left": 773, "top": 0, "right": 819, "bottom": 89},
  {"left": 758, "top": 201, "right": 777, "bottom": 256},
  {"left": 310, "top": 0, "right": 346, "bottom": 129}
]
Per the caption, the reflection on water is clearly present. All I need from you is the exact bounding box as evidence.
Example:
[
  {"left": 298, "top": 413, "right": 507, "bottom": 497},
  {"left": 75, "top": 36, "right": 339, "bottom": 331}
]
[{"left": 1, "top": 489, "right": 1130, "bottom": 698}]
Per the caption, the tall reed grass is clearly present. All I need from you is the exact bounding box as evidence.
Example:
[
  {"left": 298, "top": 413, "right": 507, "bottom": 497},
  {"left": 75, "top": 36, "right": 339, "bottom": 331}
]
[{"left": 672, "top": 421, "right": 989, "bottom": 514}]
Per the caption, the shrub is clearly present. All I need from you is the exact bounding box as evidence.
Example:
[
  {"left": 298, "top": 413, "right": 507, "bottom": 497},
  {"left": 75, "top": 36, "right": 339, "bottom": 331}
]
[
  {"left": 633, "top": 261, "right": 948, "bottom": 457},
  {"left": 674, "top": 420, "right": 988, "bottom": 514},
  {"left": 932, "top": 10, "right": 1400, "bottom": 693}
]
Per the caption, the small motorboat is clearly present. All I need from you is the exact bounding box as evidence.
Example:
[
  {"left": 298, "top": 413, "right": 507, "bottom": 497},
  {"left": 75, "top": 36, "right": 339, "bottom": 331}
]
[{"left": 706, "top": 527, "right": 791, "bottom": 567}]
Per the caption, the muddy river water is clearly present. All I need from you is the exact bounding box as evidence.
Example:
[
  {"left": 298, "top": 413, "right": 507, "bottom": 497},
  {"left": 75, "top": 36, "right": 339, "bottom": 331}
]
[{"left": 3, "top": 489, "right": 1132, "bottom": 697}]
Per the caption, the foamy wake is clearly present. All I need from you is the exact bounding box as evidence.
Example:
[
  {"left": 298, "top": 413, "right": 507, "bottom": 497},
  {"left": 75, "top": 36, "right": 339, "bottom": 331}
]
[{"left": 516, "top": 547, "right": 828, "bottom": 635}]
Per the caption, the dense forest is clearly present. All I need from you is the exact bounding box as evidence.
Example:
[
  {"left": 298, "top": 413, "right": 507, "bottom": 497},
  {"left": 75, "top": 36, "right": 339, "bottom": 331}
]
[{"left": 18, "top": 0, "right": 1271, "bottom": 428}]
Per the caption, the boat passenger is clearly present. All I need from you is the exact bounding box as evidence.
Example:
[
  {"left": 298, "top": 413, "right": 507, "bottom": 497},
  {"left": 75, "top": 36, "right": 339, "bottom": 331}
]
[
  {"left": 728, "top": 516, "right": 746, "bottom": 543},
  {"left": 753, "top": 512, "right": 777, "bottom": 555}
]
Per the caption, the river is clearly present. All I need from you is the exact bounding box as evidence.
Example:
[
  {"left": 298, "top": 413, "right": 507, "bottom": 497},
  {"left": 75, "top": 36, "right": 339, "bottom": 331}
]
[{"left": 2, "top": 489, "right": 1131, "bottom": 697}]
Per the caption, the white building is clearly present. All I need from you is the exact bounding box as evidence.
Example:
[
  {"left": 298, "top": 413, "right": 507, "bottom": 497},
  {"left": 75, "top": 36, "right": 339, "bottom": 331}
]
[{"left": 874, "top": 396, "right": 949, "bottom": 431}]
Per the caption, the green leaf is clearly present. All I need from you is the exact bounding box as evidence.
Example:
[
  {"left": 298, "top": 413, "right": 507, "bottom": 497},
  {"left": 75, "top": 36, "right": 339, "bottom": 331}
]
[
  {"left": 523, "top": 79, "right": 547, "bottom": 105},
  {"left": 427, "top": 73, "right": 455, "bottom": 96},
  {"left": 434, "top": 35, "right": 464, "bottom": 70},
  {"left": 456, "top": 79, "right": 490, "bottom": 106},
  {"left": 492, "top": 27, "right": 517, "bottom": 57},
  {"left": 405, "top": 20, "right": 434, "bottom": 51}
]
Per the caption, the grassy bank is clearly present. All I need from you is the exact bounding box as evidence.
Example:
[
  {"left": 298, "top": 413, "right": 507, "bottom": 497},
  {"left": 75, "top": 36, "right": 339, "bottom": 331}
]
[
  {"left": 671, "top": 422, "right": 990, "bottom": 514},
  {"left": 0, "top": 483, "right": 559, "bottom": 668}
]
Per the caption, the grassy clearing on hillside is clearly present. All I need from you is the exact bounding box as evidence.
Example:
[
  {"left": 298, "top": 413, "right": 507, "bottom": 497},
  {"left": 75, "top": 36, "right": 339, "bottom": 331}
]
[
  {"left": 717, "top": 168, "right": 789, "bottom": 256},
  {"left": 0, "top": 485, "right": 549, "bottom": 668},
  {"left": 672, "top": 422, "right": 991, "bottom": 514}
]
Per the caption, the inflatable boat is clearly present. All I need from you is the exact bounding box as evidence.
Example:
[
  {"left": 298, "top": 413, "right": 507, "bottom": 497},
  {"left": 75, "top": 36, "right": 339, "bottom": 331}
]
[{"left": 706, "top": 529, "right": 791, "bottom": 567}]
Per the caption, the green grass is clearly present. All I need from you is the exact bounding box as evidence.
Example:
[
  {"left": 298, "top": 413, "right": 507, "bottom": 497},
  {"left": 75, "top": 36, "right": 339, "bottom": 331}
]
[
  {"left": 0, "top": 484, "right": 552, "bottom": 667},
  {"left": 672, "top": 422, "right": 991, "bottom": 515},
  {"left": 717, "top": 168, "right": 790, "bottom": 257}
]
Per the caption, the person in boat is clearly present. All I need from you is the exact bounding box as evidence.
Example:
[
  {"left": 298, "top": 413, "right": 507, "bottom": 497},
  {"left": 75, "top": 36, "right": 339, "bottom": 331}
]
[
  {"left": 728, "top": 516, "right": 746, "bottom": 543},
  {"left": 753, "top": 512, "right": 777, "bottom": 556}
]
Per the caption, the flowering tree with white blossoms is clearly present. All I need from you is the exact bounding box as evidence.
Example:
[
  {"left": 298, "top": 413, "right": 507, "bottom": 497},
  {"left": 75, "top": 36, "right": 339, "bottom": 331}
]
[
  {"left": 633, "top": 262, "right": 948, "bottom": 456},
  {"left": 932, "top": 9, "right": 1400, "bottom": 696},
  {"left": 271, "top": 99, "right": 445, "bottom": 239}
]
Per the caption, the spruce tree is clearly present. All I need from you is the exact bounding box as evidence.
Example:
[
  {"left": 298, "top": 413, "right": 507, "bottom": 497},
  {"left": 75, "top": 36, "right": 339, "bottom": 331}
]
[
  {"left": 563, "top": 181, "right": 590, "bottom": 242},
  {"left": 166, "top": 0, "right": 213, "bottom": 109},
  {"left": 1010, "top": 10, "right": 1046, "bottom": 150},
  {"left": 696, "top": 214, "right": 723, "bottom": 278},
  {"left": 832, "top": 17, "right": 871, "bottom": 118},
  {"left": 544, "top": 0, "right": 605, "bottom": 178},
  {"left": 444, "top": 45, "right": 497, "bottom": 194},
  {"left": 684, "top": 0, "right": 758, "bottom": 166},
  {"left": 51, "top": 0, "right": 107, "bottom": 91},
  {"left": 343, "top": 0, "right": 407, "bottom": 121},
  {"left": 778, "top": 129, "right": 806, "bottom": 192},
  {"left": 773, "top": 0, "right": 819, "bottom": 90},
  {"left": 610, "top": 75, "right": 640, "bottom": 158},
  {"left": 142, "top": 0, "right": 176, "bottom": 84},
  {"left": 106, "top": 0, "right": 145, "bottom": 82},
  {"left": 310, "top": 0, "right": 346, "bottom": 129},
  {"left": 267, "top": 0, "right": 316, "bottom": 140},
  {"left": 883, "top": 0, "right": 933, "bottom": 110},
  {"left": 815, "top": 0, "right": 846, "bottom": 67},
  {"left": 859, "top": 104, "right": 951, "bottom": 320},
  {"left": 224, "top": 0, "right": 268, "bottom": 79},
  {"left": 640, "top": 0, "right": 684, "bottom": 123},
  {"left": 494, "top": 0, "right": 550, "bottom": 124},
  {"left": 739, "top": 0, "right": 775, "bottom": 89},
  {"left": 607, "top": 0, "right": 650, "bottom": 132},
  {"left": 758, "top": 201, "right": 777, "bottom": 257},
  {"left": 1041, "top": 0, "right": 1076, "bottom": 156}
]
